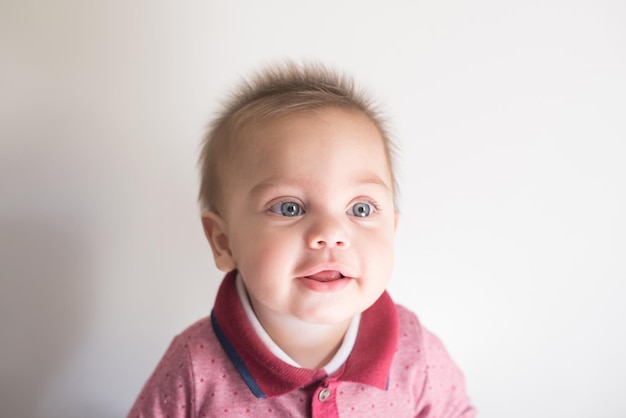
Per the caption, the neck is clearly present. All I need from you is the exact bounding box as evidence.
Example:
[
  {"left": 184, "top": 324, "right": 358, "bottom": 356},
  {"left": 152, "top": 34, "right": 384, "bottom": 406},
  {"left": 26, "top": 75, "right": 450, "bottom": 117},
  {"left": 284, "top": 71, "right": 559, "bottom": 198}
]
[{"left": 255, "top": 309, "right": 352, "bottom": 370}]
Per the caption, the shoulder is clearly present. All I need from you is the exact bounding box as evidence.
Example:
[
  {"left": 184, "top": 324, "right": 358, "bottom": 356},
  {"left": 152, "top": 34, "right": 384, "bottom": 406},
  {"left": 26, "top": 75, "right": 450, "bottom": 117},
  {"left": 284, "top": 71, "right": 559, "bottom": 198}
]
[
  {"left": 395, "top": 304, "right": 427, "bottom": 350},
  {"left": 127, "top": 315, "right": 245, "bottom": 417},
  {"left": 394, "top": 304, "right": 451, "bottom": 356},
  {"left": 173, "top": 316, "right": 216, "bottom": 351},
  {"left": 139, "top": 315, "right": 229, "bottom": 392},
  {"left": 394, "top": 304, "right": 462, "bottom": 370},
  {"left": 155, "top": 316, "right": 213, "bottom": 360},
  {"left": 147, "top": 316, "right": 221, "bottom": 378},
  {"left": 395, "top": 303, "right": 421, "bottom": 331},
  {"left": 393, "top": 304, "right": 477, "bottom": 417},
  {"left": 160, "top": 315, "right": 230, "bottom": 373}
]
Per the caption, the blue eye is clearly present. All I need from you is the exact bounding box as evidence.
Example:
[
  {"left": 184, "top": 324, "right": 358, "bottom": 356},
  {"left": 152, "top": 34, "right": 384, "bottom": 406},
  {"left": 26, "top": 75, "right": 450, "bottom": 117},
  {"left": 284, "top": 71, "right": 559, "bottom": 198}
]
[
  {"left": 270, "top": 201, "right": 304, "bottom": 217},
  {"left": 349, "top": 202, "right": 373, "bottom": 217}
]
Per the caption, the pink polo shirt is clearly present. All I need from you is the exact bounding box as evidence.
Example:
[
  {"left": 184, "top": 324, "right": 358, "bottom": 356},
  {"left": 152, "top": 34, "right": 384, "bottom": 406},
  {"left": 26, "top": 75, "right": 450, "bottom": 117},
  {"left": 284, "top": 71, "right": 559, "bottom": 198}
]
[{"left": 128, "top": 271, "right": 476, "bottom": 417}]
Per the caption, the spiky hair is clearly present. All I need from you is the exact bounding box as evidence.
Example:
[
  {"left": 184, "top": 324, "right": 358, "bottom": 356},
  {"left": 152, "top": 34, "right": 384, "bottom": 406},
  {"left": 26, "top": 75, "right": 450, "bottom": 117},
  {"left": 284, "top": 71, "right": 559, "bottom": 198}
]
[{"left": 197, "top": 61, "right": 396, "bottom": 213}]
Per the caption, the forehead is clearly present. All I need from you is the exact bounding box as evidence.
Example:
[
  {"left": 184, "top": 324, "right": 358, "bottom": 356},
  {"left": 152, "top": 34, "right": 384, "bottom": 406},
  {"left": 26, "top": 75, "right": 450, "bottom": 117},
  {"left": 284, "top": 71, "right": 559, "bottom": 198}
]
[
  {"left": 241, "top": 107, "right": 388, "bottom": 156},
  {"left": 227, "top": 107, "right": 393, "bottom": 192}
]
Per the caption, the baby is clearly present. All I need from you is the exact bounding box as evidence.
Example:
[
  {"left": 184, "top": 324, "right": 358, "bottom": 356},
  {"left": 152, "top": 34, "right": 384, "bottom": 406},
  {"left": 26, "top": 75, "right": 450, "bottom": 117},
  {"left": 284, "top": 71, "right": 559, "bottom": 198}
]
[{"left": 128, "top": 62, "right": 476, "bottom": 417}]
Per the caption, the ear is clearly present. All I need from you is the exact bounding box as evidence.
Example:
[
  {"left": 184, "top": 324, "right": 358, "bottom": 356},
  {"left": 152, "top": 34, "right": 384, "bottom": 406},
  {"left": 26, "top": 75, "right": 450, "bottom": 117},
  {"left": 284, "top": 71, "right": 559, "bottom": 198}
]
[
  {"left": 201, "top": 210, "right": 236, "bottom": 273},
  {"left": 393, "top": 210, "right": 399, "bottom": 232}
]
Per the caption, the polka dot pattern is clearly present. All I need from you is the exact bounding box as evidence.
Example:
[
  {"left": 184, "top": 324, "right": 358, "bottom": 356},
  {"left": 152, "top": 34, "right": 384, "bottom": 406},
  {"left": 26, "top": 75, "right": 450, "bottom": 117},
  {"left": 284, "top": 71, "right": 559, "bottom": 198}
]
[{"left": 127, "top": 308, "right": 475, "bottom": 417}]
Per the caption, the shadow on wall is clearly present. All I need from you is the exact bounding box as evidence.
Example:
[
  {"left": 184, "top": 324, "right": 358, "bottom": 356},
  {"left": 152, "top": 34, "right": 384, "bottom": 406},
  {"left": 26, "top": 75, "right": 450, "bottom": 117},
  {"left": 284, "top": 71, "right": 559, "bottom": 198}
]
[{"left": 0, "top": 218, "right": 93, "bottom": 418}]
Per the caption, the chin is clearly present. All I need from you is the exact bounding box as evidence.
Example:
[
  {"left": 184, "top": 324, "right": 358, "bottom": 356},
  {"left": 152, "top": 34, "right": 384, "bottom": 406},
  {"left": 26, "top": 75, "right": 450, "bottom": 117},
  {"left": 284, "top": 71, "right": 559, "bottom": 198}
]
[{"left": 295, "top": 306, "right": 361, "bottom": 325}]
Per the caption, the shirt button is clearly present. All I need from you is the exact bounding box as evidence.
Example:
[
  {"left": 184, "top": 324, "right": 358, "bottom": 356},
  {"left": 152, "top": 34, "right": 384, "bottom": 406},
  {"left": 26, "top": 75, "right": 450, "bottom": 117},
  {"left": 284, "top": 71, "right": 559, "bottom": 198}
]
[{"left": 318, "top": 388, "right": 332, "bottom": 402}]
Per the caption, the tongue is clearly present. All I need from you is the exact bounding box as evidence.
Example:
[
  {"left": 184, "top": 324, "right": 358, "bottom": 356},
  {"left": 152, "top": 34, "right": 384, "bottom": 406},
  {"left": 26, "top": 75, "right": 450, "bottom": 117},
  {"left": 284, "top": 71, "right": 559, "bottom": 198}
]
[{"left": 306, "top": 270, "right": 342, "bottom": 282}]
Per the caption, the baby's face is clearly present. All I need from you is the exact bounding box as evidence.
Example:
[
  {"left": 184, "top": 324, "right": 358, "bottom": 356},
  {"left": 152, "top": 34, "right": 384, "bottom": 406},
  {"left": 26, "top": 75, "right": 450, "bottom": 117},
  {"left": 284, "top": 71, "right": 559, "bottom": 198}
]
[{"left": 216, "top": 107, "right": 397, "bottom": 325}]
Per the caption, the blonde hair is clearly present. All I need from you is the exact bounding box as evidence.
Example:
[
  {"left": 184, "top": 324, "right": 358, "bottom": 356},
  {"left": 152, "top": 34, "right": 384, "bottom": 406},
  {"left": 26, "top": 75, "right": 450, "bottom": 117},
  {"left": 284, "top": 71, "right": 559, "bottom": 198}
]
[{"left": 198, "top": 61, "right": 397, "bottom": 213}]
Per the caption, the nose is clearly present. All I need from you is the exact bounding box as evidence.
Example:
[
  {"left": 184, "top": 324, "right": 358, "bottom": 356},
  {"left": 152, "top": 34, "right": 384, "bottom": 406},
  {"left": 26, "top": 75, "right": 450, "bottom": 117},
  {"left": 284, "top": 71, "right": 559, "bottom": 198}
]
[{"left": 305, "top": 215, "right": 350, "bottom": 250}]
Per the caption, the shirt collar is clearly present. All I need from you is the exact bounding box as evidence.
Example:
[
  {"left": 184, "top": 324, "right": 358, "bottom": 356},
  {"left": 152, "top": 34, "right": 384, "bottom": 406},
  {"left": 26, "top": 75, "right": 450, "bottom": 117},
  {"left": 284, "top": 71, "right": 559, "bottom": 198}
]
[
  {"left": 212, "top": 270, "right": 399, "bottom": 398},
  {"left": 235, "top": 272, "right": 361, "bottom": 374}
]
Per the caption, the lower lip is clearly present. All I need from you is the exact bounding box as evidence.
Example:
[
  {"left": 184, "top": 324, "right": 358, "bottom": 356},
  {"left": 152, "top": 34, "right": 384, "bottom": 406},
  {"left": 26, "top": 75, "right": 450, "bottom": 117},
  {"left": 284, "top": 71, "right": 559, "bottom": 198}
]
[{"left": 298, "top": 277, "right": 352, "bottom": 292}]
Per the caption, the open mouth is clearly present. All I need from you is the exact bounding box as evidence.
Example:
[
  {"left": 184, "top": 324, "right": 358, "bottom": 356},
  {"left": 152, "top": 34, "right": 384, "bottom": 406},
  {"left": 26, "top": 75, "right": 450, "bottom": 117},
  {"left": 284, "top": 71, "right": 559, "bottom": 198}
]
[{"left": 304, "top": 270, "right": 346, "bottom": 282}]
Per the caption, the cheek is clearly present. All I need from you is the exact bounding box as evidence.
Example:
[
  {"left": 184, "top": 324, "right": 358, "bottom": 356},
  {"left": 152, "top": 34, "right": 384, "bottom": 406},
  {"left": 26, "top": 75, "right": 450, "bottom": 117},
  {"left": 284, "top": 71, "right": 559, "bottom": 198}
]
[
  {"left": 233, "top": 226, "right": 297, "bottom": 273},
  {"left": 359, "top": 229, "right": 396, "bottom": 267}
]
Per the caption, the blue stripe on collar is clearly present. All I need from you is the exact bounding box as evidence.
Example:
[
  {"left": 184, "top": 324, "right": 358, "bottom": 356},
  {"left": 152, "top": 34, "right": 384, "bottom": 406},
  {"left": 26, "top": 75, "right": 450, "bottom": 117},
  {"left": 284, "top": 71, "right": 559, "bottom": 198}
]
[{"left": 211, "top": 311, "right": 266, "bottom": 399}]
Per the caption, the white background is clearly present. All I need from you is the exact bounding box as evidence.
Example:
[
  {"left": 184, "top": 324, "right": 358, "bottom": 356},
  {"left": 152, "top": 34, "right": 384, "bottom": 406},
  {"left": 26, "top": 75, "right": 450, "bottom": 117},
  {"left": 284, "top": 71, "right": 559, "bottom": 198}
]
[{"left": 1, "top": 1, "right": 625, "bottom": 417}]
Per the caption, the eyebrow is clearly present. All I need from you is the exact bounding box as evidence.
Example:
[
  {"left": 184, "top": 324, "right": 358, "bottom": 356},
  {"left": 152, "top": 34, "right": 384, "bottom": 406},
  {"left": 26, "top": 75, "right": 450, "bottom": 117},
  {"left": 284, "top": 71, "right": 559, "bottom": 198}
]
[
  {"left": 248, "top": 173, "right": 392, "bottom": 197},
  {"left": 351, "top": 173, "right": 393, "bottom": 191}
]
